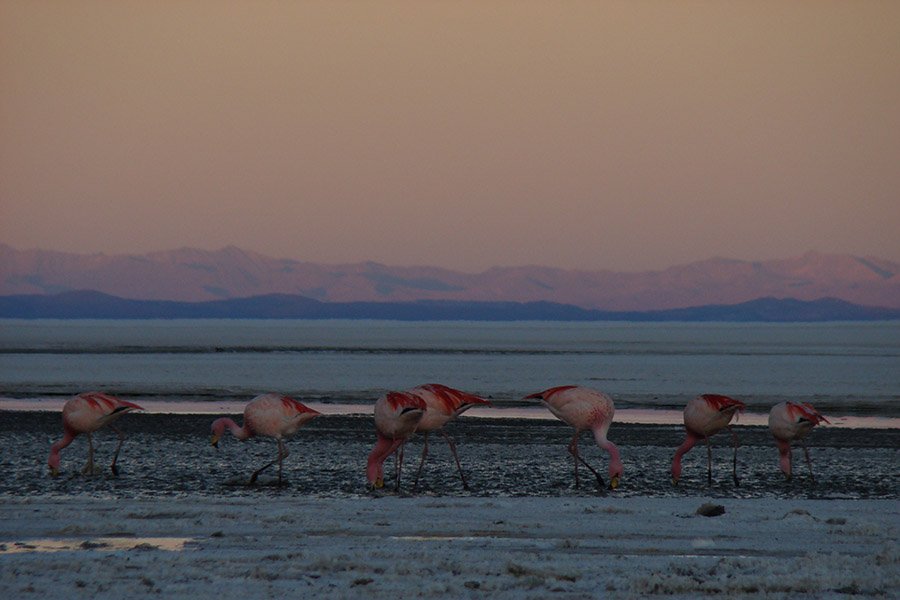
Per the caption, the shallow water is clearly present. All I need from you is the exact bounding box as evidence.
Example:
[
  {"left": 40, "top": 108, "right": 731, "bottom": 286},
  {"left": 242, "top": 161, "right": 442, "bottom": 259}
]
[
  {"left": 3, "top": 413, "right": 896, "bottom": 501},
  {"left": 2, "top": 319, "right": 898, "bottom": 416}
]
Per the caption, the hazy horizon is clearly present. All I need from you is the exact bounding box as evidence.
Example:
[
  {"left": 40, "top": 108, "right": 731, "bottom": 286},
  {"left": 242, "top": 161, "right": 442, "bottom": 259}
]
[
  {"left": 4, "top": 240, "right": 899, "bottom": 276},
  {"left": 2, "top": 2, "right": 899, "bottom": 272}
]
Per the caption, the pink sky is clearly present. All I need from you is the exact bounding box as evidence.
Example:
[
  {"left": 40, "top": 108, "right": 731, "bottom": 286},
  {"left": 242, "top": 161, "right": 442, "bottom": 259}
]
[{"left": 1, "top": 2, "right": 898, "bottom": 272}]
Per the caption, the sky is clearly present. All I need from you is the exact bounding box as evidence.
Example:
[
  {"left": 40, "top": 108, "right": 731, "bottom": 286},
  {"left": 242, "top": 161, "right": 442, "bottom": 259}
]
[{"left": 1, "top": 1, "right": 899, "bottom": 273}]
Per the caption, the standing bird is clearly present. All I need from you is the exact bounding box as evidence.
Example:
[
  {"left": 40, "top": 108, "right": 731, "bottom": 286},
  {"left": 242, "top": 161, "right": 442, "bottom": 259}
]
[
  {"left": 768, "top": 401, "right": 829, "bottom": 483},
  {"left": 48, "top": 392, "right": 144, "bottom": 477},
  {"left": 409, "top": 383, "right": 491, "bottom": 490},
  {"left": 671, "top": 394, "right": 746, "bottom": 486},
  {"left": 526, "top": 385, "right": 622, "bottom": 490},
  {"left": 210, "top": 393, "right": 321, "bottom": 485},
  {"left": 366, "top": 391, "right": 426, "bottom": 490}
]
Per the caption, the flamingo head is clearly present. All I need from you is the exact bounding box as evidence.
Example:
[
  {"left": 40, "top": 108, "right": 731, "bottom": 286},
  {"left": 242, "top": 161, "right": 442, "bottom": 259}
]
[
  {"left": 48, "top": 454, "right": 61, "bottom": 477},
  {"left": 671, "top": 460, "right": 682, "bottom": 486},
  {"left": 608, "top": 455, "right": 623, "bottom": 490},
  {"left": 210, "top": 418, "right": 227, "bottom": 448}
]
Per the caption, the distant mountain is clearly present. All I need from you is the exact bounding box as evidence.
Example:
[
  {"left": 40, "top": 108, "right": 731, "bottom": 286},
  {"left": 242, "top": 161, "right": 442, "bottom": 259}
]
[
  {"left": 1, "top": 244, "right": 898, "bottom": 310},
  {"left": 0, "top": 290, "right": 897, "bottom": 322}
]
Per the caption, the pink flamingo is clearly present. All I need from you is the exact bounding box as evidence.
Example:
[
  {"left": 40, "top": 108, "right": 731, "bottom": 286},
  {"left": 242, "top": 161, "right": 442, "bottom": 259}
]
[
  {"left": 48, "top": 392, "right": 144, "bottom": 477},
  {"left": 409, "top": 383, "right": 491, "bottom": 490},
  {"left": 526, "top": 385, "right": 622, "bottom": 490},
  {"left": 768, "top": 401, "right": 829, "bottom": 484},
  {"left": 210, "top": 393, "right": 321, "bottom": 485},
  {"left": 671, "top": 394, "right": 746, "bottom": 486},
  {"left": 366, "top": 391, "right": 426, "bottom": 490}
]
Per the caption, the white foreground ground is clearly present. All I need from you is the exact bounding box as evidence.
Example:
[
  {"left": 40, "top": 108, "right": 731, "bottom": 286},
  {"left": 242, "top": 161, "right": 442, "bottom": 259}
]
[{"left": 1, "top": 496, "right": 897, "bottom": 599}]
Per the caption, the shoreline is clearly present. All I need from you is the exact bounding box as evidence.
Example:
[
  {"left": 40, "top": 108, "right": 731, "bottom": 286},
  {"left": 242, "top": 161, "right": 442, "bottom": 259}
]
[{"left": 2, "top": 397, "right": 898, "bottom": 429}]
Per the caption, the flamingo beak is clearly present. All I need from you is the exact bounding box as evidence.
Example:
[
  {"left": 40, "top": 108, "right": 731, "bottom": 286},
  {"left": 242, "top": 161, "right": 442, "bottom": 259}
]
[
  {"left": 374, "top": 477, "right": 384, "bottom": 489},
  {"left": 49, "top": 466, "right": 59, "bottom": 477},
  {"left": 671, "top": 477, "right": 679, "bottom": 486},
  {"left": 210, "top": 434, "right": 220, "bottom": 448},
  {"left": 609, "top": 476, "right": 620, "bottom": 490}
]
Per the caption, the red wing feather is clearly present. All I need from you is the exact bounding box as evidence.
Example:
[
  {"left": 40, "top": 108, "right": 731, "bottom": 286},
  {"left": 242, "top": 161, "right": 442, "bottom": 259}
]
[
  {"left": 386, "top": 391, "right": 427, "bottom": 411},
  {"left": 701, "top": 394, "right": 746, "bottom": 412},
  {"left": 787, "top": 401, "right": 829, "bottom": 425}
]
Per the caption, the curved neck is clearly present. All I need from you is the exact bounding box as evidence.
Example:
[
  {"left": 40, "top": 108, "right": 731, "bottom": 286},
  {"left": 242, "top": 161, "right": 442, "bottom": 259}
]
[
  {"left": 212, "top": 417, "right": 251, "bottom": 441},
  {"left": 775, "top": 438, "right": 792, "bottom": 477},
  {"left": 366, "top": 433, "right": 403, "bottom": 484},
  {"left": 48, "top": 431, "right": 76, "bottom": 470},
  {"left": 671, "top": 432, "right": 699, "bottom": 480},
  {"left": 592, "top": 428, "right": 623, "bottom": 477}
]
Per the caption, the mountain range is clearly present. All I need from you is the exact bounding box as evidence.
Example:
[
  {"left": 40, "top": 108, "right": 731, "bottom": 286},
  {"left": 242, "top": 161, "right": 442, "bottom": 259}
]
[
  {"left": 1, "top": 243, "right": 898, "bottom": 311},
  {"left": 1, "top": 290, "right": 898, "bottom": 321}
]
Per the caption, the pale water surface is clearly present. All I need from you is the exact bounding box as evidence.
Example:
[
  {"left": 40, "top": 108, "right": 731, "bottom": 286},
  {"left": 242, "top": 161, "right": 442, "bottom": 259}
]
[{"left": 1, "top": 319, "right": 898, "bottom": 417}]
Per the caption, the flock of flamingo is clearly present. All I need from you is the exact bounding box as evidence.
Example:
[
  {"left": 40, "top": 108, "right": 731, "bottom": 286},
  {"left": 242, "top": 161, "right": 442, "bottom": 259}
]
[{"left": 47, "top": 385, "right": 829, "bottom": 490}]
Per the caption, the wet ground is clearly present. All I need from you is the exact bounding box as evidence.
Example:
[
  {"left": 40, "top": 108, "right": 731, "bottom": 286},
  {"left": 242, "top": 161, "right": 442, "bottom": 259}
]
[{"left": 1, "top": 412, "right": 897, "bottom": 500}]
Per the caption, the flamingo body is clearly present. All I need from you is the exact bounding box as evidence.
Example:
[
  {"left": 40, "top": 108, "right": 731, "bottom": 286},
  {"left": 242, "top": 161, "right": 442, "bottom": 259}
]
[
  {"left": 210, "top": 393, "right": 320, "bottom": 484},
  {"left": 366, "top": 391, "right": 427, "bottom": 489},
  {"left": 408, "top": 383, "right": 490, "bottom": 490},
  {"left": 48, "top": 392, "right": 144, "bottom": 477},
  {"left": 526, "top": 386, "right": 622, "bottom": 489},
  {"left": 768, "top": 401, "right": 829, "bottom": 482},
  {"left": 671, "top": 394, "right": 746, "bottom": 485}
]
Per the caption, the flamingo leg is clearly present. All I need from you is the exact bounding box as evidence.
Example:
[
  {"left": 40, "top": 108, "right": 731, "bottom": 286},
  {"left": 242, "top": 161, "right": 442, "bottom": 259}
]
[
  {"left": 705, "top": 437, "right": 713, "bottom": 485},
  {"left": 801, "top": 439, "right": 816, "bottom": 485},
  {"left": 441, "top": 431, "right": 470, "bottom": 491},
  {"left": 109, "top": 424, "right": 125, "bottom": 477},
  {"left": 567, "top": 431, "right": 604, "bottom": 489},
  {"left": 82, "top": 432, "right": 95, "bottom": 476},
  {"left": 728, "top": 426, "right": 740, "bottom": 487},
  {"left": 277, "top": 439, "right": 289, "bottom": 486},
  {"left": 567, "top": 431, "right": 580, "bottom": 487},
  {"left": 395, "top": 443, "right": 406, "bottom": 491},
  {"left": 249, "top": 440, "right": 289, "bottom": 485},
  {"left": 413, "top": 432, "right": 430, "bottom": 490}
]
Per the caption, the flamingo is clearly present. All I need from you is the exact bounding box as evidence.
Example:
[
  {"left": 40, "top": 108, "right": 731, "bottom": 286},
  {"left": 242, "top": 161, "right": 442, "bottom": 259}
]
[
  {"left": 768, "top": 401, "right": 829, "bottom": 483},
  {"left": 408, "top": 383, "right": 491, "bottom": 490},
  {"left": 48, "top": 392, "right": 144, "bottom": 477},
  {"left": 526, "top": 385, "right": 622, "bottom": 490},
  {"left": 366, "top": 391, "right": 426, "bottom": 490},
  {"left": 210, "top": 393, "right": 321, "bottom": 485},
  {"left": 671, "top": 394, "right": 746, "bottom": 486}
]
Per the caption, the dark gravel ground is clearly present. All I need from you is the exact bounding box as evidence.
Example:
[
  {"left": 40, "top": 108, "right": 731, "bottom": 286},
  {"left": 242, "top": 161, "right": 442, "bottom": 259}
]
[{"left": 1, "top": 411, "right": 897, "bottom": 500}]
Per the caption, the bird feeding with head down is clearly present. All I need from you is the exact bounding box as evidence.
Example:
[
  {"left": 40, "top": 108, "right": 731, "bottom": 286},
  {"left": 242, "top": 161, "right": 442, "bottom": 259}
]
[
  {"left": 671, "top": 394, "right": 746, "bottom": 486},
  {"left": 408, "top": 383, "right": 491, "bottom": 491},
  {"left": 48, "top": 392, "right": 144, "bottom": 477},
  {"left": 366, "top": 390, "right": 427, "bottom": 491},
  {"left": 210, "top": 393, "right": 321, "bottom": 485},
  {"left": 526, "top": 385, "right": 623, "bottom": 490},
  {"left": 768, "top": 400, "right": 829, "bottom": 484}
]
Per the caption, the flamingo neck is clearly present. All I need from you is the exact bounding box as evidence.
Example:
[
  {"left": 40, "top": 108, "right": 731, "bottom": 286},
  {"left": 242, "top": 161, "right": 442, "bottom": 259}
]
[
  {"left": 366, "top": 433, "right": 403, "bottom": 484},
  {"left": 48, "top": 430, "right": 77, "bottom": 471},
  {"left": 212, "top": 417, "right": 252, "bottom": 441},
  {"left": 593, "top": 429, "right": 623, "bottom": 478},
  {"left": 775, "top": 438, "right": 792, "bottom": 477},
  {"left": 671, "top": 431, "right": 700, "bottom": 481}
]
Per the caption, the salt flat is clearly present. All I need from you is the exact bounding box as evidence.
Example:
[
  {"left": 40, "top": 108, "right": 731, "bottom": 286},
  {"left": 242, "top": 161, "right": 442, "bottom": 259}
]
[{"left": 1, "top": 495, "right": 897, "bottom": 599}]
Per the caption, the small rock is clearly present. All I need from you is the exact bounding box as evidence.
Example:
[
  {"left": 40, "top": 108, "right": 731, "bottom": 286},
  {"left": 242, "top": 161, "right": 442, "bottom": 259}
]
[
  {"left": 826, "top": 517, "right": 847, "bottom": 525},
  {"left": 696, "top": 503, "right": 725, "bottom": 517},
  {"left": 352, "top": 578, "right": 374, "bottom": 586},
  {"left": 464, "top": 581, "right": 481, "bottom": 590},
  {"left": 80, "top": 540, "right": 110, "bottom": 550}
]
